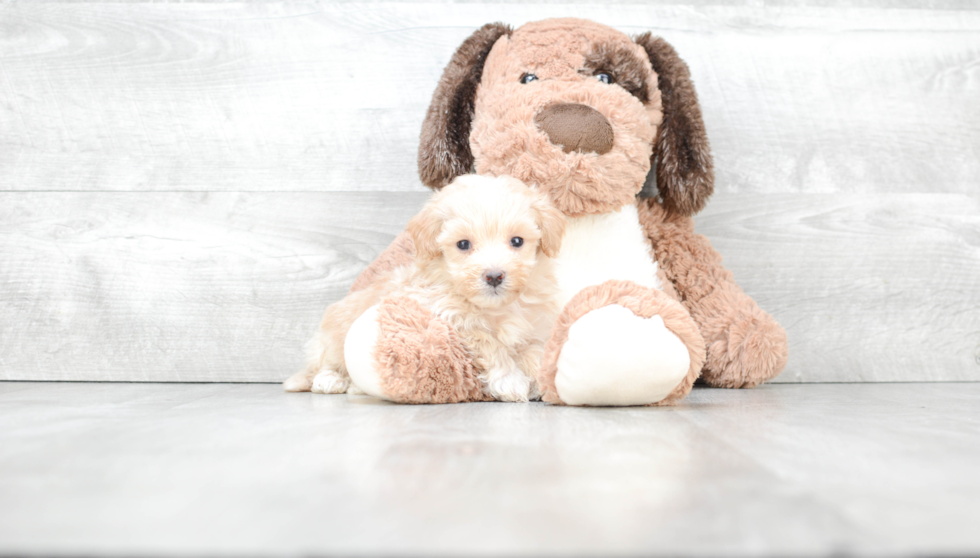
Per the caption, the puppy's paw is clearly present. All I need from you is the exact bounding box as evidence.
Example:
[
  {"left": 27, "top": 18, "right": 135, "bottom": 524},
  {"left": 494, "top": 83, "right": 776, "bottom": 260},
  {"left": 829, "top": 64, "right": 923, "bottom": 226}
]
[
  {"left": 487, "top": 369, "right": 532, "bottom": 402},
  {"left": 283, "top": 371, "right": 313, "bottom": 392},
  {"left": 310, "top": 370, "right": 350, "bottom": 394}
]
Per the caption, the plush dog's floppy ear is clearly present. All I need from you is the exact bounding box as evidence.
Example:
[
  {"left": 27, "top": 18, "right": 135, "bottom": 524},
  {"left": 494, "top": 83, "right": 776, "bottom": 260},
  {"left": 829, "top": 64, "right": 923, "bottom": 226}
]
[
  {"left": 418, "top": 23, "right": 512, "bottom": 190},
  {"left": 634, "top": 33, "right": 714, "bottom": 216},
  {"left": 531, "top": 195, "right": 566, "bottom": 258},
  {"left": 406, "top": 202, "right": 444, "bottom": 261}
]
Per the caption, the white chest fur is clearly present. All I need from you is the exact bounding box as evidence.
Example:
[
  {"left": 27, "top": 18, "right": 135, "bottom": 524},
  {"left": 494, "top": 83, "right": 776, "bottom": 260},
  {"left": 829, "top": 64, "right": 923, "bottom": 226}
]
[{"left": 553, "top": 204, "right": 662, "bottom": 308}]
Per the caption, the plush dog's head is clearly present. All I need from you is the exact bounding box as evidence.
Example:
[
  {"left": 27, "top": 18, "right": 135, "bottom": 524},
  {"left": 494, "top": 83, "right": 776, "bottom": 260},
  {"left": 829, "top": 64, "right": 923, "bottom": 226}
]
[
  {"left": 418, "top": 18, "right": 713, "bottom": 218},
  {"left": 407, "top": 174, "right": 564, "bottom": 308}
]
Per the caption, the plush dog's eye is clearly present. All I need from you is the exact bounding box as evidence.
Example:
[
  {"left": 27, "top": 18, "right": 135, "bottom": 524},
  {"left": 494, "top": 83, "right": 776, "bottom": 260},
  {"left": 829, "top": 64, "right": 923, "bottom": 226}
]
[
  {"left": 510, "top": 237, "right": 524, "bottom": 248},
  {"left": 456, "top": 240, "right": 471, "bottom": 251},
  {"left": 520, "top": 73, "right": 538, "bottom": 84},
  {"left": 595, "top": 72, "right": 613, "bottom": 84}
]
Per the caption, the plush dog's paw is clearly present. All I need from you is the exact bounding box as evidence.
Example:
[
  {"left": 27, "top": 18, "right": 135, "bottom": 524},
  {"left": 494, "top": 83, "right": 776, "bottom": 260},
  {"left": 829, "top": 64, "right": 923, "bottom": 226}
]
[
  {"left": 539, "top": 281, "right": 705, "bottom": 407},
  {"left": 347, "top": 300, "right": 491, "bottom": 403},
  {"left": 310, "top": 370, "right": 350, "bottom": 394},
  {"left": 555, "top": 305, "right": 689, "bottom": 406},
  {"left": 487, "top": 369, "right": 532, "bottom": 402}
]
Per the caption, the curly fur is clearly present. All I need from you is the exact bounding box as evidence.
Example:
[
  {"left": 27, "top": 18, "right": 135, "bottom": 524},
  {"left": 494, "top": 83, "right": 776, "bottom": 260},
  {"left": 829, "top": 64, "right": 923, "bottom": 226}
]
[
  {"left": 287, "top": 175, "right": 564, "bottom": 403},
  {"left": 328, "top": 18, "right": 788, "bottom": 406}
]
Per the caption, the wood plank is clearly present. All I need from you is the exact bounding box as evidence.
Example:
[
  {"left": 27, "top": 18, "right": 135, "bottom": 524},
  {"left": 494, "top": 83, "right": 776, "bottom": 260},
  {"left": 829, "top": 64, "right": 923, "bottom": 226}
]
[
  {"left": 696, "top": 193, "right": 980, "bottom": 382},
  {"left": 1, "top": 191, "right": 977, "bottom": 383},
  {"left": 0, "top": 191, "right": 429, "bottom": 381},
  {"left": 2, "top": 383, "right": 979, "bottom": 555},
  {"left": 1, "top": 4, "right": 978, "bottom": 194}
]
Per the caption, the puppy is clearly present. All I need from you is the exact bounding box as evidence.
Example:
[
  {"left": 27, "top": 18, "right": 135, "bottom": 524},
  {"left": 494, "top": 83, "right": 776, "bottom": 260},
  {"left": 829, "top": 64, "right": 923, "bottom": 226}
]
[{"left": 284, "top": 174, "right": 565, "bottom": 402}]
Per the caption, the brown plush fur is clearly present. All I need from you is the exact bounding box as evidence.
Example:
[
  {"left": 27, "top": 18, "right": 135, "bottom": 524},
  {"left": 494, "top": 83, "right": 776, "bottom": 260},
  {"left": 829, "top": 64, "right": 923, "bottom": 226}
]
[
  {"left": 467, "top": 19, "right": 660, "bottom": 217},
  {"left": 418, "top": 23, "right": 512, "bottom": 189},
  {"left": 334, "top": 18, "right": 787, "bottom": 404},
  {"left": 637, "top": 202, "right": 788, "bottom": 388},
  {"left": 537, "top": 280, "right": 705, "bottom": 406},
  {"left": 634, "top": 33, "right": 714, "bottom": 217},
  {"left": 372, "top": 296, "right": 493, "bottom": 403},
  {"left": 581, "top": 41, "right": 653, "bottom": 103},
  {"left": 416, "top": 19, "right": 716, "bottom": 219}
]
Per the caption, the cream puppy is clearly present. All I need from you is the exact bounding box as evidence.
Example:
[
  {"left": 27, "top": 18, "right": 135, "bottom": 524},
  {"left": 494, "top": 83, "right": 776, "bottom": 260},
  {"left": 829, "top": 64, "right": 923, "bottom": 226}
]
[{"left": 284, "top": 174, "right": 565, "bottom": 402}]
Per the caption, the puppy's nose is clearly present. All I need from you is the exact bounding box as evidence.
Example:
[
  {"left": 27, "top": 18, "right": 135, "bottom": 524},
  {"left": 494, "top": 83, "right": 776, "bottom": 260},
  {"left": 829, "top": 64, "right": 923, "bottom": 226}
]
[
  {"left": 484, "top": 270, "right": 505, "bottom": 288},
  {"left": 534, "top": 103, "right": 614, "bottom": 155}
]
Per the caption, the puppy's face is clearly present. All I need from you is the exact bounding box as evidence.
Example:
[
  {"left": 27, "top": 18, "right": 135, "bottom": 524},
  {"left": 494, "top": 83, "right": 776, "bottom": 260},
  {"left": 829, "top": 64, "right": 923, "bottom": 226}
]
[
  {"left": 469, "top": 19, "right": 662, "bottom": 217},
  {"left": 408, "top": 175, "right": 564, "bottom": 308}
]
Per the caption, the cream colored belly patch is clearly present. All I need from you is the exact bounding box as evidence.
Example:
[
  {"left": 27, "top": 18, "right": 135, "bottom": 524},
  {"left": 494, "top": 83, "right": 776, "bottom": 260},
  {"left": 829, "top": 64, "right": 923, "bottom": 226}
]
[{"left": 553, "top": 204, "right": 662, "bottom": 307}]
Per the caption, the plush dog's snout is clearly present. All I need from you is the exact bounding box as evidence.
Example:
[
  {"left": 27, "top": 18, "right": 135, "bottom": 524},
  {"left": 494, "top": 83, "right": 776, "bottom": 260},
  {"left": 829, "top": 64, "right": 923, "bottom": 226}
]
[
  {"left": 484, "top": 270, "right": 506, "bottom": 288},
  {"left": 534, "top": 103, "right": 614, "bottom": 155}
]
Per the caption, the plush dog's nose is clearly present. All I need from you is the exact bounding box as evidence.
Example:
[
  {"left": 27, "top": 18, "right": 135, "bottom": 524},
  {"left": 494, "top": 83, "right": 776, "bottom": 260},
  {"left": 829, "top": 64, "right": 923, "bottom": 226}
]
[
  {"left": 534, "top": 103, "right": 614, "bottom": 155},
  {"left": 484, "top": 270, "right": 505, "bottom": 288}
]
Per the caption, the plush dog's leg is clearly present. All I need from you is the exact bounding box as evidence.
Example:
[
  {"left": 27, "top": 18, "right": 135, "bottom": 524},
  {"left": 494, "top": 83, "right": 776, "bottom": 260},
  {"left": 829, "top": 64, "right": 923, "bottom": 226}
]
[
  {"left": 345, "top": 296, "right": 492, "bottom": 404},
  {"left": 638, "top": 201, "right": 789, "bottom": 388},
  {"left": 538, "top": 280, "right": 705, "bottom": 406}
]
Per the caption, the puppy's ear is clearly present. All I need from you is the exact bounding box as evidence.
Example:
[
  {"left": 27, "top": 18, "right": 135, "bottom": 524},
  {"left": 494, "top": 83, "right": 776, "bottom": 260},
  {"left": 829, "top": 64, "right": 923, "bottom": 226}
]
[
  {"left": 418, "top": 23, "right": 512, "bottom": 190},
  {"left": 406, "top": 202, "right": 444, "bottom": 261},
  {"left": 531, "top": 195, "right": 566, "bottom": 258},
  {"left": 634, "top": 33, "right": 714, "bottom": 216}
]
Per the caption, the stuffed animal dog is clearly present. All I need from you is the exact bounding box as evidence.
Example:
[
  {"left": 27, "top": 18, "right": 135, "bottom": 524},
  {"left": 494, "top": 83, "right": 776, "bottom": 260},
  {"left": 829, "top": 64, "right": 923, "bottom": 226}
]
[
  {"left": 297, "top": 18, "right": 789, "bottom": 405},
  {"left": 285, "top": 174, "right": 564, "bottom": 402}
]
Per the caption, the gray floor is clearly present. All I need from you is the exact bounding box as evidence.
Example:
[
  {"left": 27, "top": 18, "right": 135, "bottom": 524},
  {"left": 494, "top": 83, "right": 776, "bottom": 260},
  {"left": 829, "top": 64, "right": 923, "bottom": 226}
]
[{"left": 1, "top": 382, "right": 978, "bottom": 557}]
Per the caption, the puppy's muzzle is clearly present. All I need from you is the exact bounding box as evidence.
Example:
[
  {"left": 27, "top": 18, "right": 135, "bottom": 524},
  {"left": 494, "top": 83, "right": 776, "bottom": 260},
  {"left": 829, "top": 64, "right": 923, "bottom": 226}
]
[
  {"left": 534, "top": 103, "right": 614, "bottom": 155},
  {"left": 484, "top": 270, "right": 505, "bottom": 288}
]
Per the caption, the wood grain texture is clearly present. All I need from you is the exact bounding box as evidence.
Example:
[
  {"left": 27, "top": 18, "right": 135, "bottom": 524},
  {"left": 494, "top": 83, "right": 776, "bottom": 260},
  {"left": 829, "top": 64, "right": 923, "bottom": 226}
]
[
  {"left": 2, "top": 383, "right": 980, "bottom": 556},
  {"left": 1, "top": 4, "right": 978, "bottom": 194},
  {"left": 1, "top": 2, "right": 977, "bottom": 383},
  {"left": 2, "top": 191, "right": 977, "bottom": 382},
  {"left": 0, "top": 191, "right": 429, "bottom": 381},
  {"left": 696, "top": 193, "right": 980, "bottom": 382}
]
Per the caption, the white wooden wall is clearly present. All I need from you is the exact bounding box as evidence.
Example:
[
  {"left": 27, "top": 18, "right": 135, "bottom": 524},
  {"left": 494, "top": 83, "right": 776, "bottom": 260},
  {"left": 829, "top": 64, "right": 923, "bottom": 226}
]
[{"left": 1, "top": 2, "right": 978, "bottom": 383}]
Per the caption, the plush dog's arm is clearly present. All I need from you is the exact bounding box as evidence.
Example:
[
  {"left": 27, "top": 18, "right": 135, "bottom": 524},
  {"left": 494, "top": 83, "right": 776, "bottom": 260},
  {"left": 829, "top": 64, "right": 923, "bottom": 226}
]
[
  {"left": 349, "top": 231, "right": 416, "bottom": 294},
  {"left": 637, "top": 200, "right": 788, "bottom": 388}
]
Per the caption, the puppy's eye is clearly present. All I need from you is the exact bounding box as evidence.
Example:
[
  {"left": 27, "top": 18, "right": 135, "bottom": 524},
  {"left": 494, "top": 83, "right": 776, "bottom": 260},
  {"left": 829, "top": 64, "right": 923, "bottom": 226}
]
[
  {"left": 510, "top": 237, "right": 524, "bottom": 248},
  {"left": 595, "top": 72, "right": 613, "bottom": 84},
  {"left": 520, "top": 73, "right": 538, "bottom": 84},
  {"left": 456, "top": 240, "right": 471, "bottom": 251}
]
